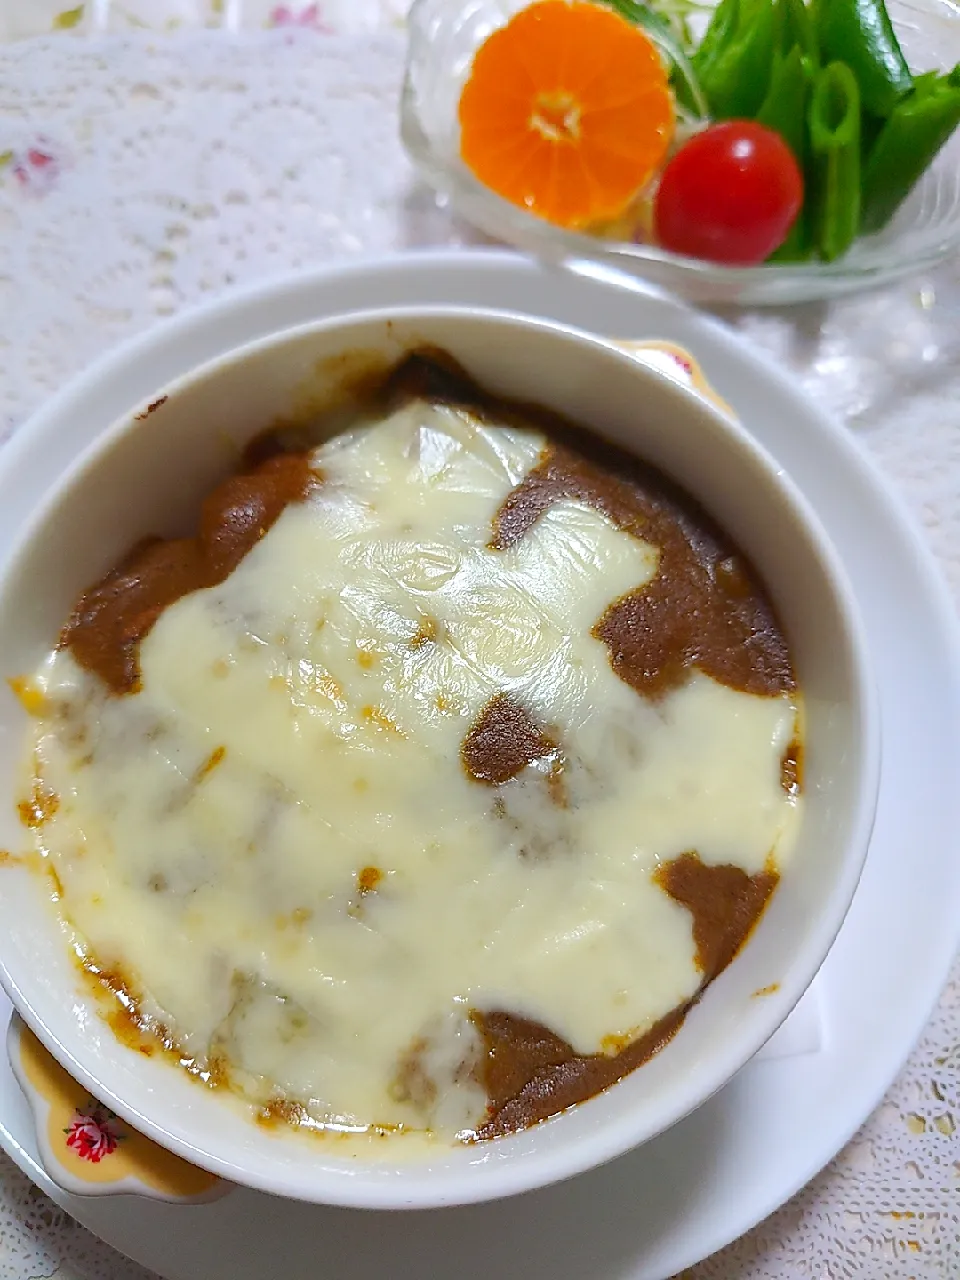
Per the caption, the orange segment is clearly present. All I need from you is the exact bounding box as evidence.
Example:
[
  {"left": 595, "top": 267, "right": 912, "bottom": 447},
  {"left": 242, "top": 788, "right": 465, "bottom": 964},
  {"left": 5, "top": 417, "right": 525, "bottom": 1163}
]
[{"left": 458, "top": 0, "right": 675, "bottom": 230}]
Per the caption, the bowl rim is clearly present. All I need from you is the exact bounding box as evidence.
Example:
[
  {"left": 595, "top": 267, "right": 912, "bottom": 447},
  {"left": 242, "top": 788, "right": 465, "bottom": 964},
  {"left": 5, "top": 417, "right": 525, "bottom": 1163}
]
[{"left": 0, "top": 304, "right": 882, "bottom": 1208}]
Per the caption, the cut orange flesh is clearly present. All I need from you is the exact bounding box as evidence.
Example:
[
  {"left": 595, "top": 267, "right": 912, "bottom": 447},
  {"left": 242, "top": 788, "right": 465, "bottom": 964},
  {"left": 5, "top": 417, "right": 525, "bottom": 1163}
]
[{"left": 458, "top": 0, "right": 675, "bottom": 230}]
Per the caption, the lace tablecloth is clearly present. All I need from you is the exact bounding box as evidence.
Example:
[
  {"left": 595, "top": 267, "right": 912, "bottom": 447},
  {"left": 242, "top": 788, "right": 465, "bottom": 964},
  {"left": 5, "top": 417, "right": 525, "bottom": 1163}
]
[{"left": 0, "top": 4, "right": 958, "bottom": 1277}]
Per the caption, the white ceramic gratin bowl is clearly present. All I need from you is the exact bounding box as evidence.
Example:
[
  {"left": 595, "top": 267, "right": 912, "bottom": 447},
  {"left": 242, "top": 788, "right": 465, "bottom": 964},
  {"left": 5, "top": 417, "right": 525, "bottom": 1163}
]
[{"left": 0, "top": 307, "right": 880, "bottom": 1209}]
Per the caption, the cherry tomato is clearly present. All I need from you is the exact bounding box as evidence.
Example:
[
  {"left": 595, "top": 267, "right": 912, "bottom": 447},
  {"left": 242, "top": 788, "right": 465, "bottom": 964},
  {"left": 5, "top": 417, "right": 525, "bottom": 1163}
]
[{"left": 654, "top": 121, "right": 803, "bottom": 266}]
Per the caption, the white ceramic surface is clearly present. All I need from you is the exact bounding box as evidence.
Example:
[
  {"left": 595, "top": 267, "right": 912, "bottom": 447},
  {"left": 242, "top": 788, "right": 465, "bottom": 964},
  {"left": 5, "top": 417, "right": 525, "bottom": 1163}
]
[
  {"left": 0, "top": 303, "right": 876, "bottom": 1210},
  {"left": 0, "top": 252, "right": 953, "bottom": 1279}
]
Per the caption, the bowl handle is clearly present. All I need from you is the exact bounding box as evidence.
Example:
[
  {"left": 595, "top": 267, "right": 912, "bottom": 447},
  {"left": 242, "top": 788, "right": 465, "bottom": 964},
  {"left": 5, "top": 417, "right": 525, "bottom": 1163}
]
[
  {"left": 7, "top": 1013, "right": 230, "bottom": 1203},
  {"left": 612, "top": 340, "right": 736, "bottom": 421}
]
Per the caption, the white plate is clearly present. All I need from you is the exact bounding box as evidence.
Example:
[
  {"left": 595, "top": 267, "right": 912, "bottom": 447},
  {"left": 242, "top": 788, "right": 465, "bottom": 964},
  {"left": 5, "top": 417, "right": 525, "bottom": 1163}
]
[{"left": 0, "top": 249, "right": 957, "bottom": 1280}]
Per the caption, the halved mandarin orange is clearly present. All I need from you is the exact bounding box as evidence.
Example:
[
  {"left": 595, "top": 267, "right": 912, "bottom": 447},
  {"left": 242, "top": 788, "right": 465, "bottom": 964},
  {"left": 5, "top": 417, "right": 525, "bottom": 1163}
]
[{"left": 458, "top": 0, "right": 675, "bottom": 231}]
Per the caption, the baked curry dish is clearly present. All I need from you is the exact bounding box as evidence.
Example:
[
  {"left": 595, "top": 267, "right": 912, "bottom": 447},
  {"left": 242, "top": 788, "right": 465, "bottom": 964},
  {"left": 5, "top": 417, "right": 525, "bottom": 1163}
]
[{"left": 17, "top": 353, "right": 802, "bottom": 1144}]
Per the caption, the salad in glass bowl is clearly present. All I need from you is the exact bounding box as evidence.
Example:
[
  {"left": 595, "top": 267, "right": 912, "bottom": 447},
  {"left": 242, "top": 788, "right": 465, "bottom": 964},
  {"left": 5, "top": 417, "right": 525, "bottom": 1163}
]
[{"left": 401, "top": 0, "right": 960, "bottom": 304}]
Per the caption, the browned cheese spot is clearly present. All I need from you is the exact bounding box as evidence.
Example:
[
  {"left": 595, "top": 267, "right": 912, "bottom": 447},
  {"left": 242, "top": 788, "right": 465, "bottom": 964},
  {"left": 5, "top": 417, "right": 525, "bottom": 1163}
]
[
  {"left": 361, "top": 705, "right": 406, "bottom": 737},
  {"left": 410, "top": 617, "right": 441, "bottom": 649},
  {"left": 545, "top": 756, "right": 568, "bottom": 808},
  {"left": 461, "top": 693, "right": 557, "bottom": 786},
  {"left": 195, "top": 745, "right": 226, "bottom": 783},
  {"left": 357, "top": 865, "right": 383, "bottom": 896},
  {"left": 256, "top": 1097, "right": 308, "bottom": 1130},
  {"left": 781, "top": 736, "right": 803, "bottom": 797},
  {"left": 47, "top": 863, "right": 65, "bottom": 899},
  {"left": 73, "top": 946, "right": 220, "bottom": 1086},
  {"left": 18, "top": 777, "right": 59, "bottom": 829},
  {"left": 62, "top": 451, "right": 315, "bottom": 695}
]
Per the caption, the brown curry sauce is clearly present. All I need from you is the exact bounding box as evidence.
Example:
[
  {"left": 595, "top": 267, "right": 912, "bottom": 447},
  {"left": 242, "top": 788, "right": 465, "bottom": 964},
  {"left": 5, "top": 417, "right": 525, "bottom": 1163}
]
[{"left": 62, "top": 452, "right": 315, "bottom": 694}]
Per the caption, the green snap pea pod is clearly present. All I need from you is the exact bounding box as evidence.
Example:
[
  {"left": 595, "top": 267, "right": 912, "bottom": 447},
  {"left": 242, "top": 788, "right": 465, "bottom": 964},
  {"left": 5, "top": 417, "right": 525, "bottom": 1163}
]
[
  {"left": 692, "top": 0, "right": 739, "bottom": 77},
  {"left": 758, "top": 43, "right": 813, "bottom": 164},
  {"left": 809, "top": 60, "right": 862, "bottom": 261},
  {"left": 757, "top": 44, "right": 815, "bottom": 260},
  {"left": 695, "top": 0, "right": 781, "bottom": 120},
  {"left": 604, "top": 0, "right": 709, "bottom": 118},
  {"left": 911, "top": 71, "right": 943, "bottom": 95},
  {"left": 861, "top": 66, "right": 960, "bottom": 233},
  {"left": 812, "top": 0, "right": 912, "bottom": 117},
  {"left": 777, "top": 0, "right": 817, "bottom": 64},
  {"left": 858, "top": 69, "right": 940, "bottom": 166},
  {"left": 859, "top": 109, "right": 886, "bottom": 163}
]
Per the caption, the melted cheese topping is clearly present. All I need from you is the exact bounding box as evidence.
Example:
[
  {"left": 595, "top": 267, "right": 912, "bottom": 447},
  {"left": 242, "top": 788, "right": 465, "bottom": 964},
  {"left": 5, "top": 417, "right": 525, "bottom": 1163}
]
[{"left": 27, "top": 400, "right": 801, "bottom": 1140}]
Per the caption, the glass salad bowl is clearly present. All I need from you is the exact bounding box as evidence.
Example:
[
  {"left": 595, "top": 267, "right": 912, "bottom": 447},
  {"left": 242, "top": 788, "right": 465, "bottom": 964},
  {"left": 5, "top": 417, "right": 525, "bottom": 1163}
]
[{"left": 400, "top": 0, "right": 960, "bottom": 305}]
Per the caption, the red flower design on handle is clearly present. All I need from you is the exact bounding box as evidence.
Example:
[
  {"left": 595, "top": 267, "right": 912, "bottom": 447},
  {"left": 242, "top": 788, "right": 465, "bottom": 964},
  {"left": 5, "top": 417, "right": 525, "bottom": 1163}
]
[
  {"left": 667, "top": 351, "right": 694, "bottom": 377},
  {"left": 64, "top": 1099, "right": 124, "bottom": 1163}
]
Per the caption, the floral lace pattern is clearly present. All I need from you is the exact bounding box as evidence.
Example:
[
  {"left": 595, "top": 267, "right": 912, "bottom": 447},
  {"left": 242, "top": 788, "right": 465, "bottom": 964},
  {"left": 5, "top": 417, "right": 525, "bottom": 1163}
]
[
  {"left": 0, "top": 12, "right": 957, "bottom": 1280},
  {"left": 0, "top": 0, "right": 408, "bottom": 38}
]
